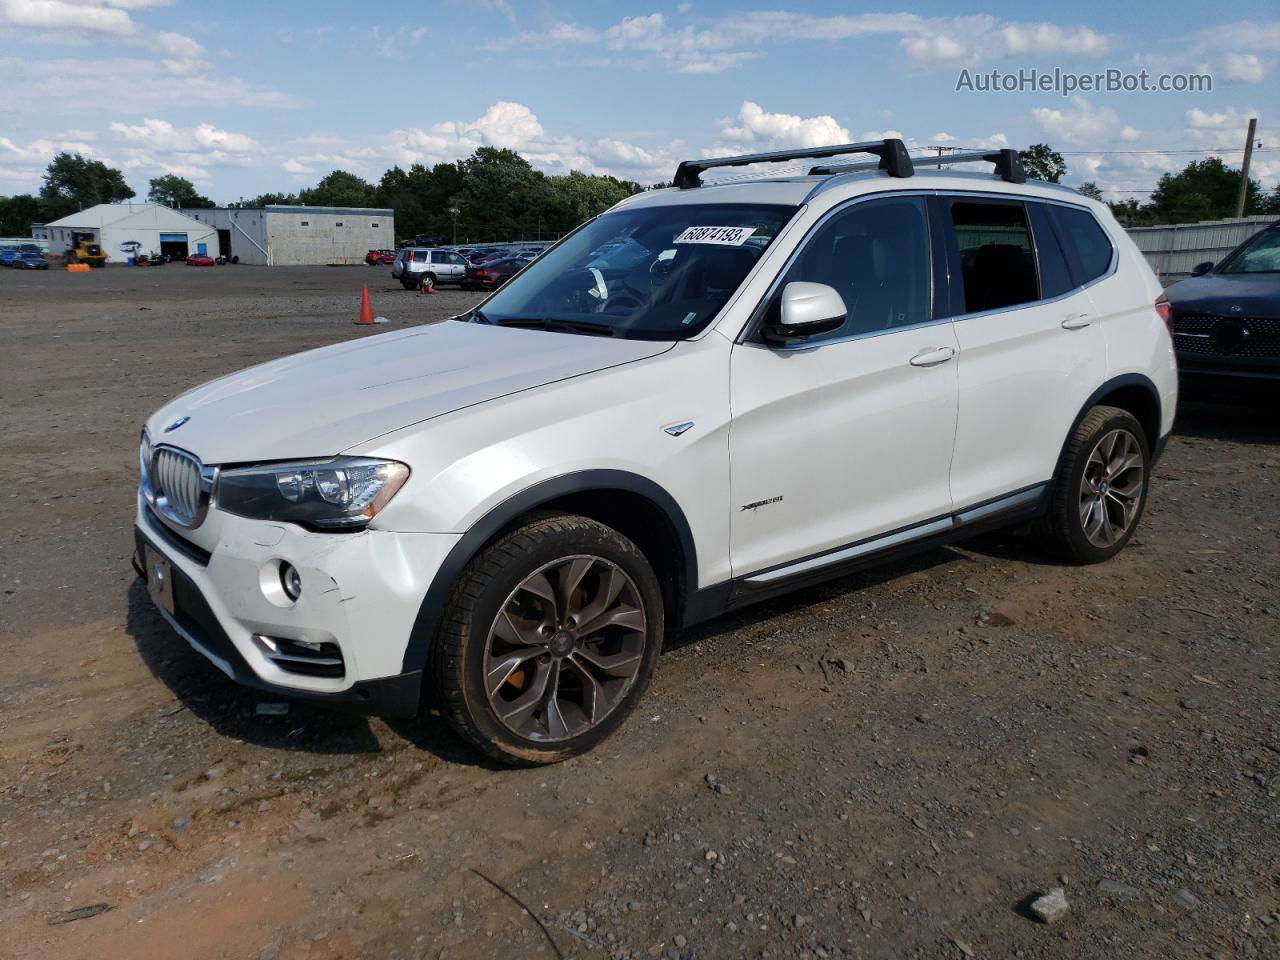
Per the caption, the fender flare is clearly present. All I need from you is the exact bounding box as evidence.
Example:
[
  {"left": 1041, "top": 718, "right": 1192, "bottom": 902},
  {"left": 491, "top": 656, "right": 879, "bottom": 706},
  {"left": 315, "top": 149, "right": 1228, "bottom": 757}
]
[
  {"left": 1055, "top": 373, "right": 1165, "bottom": 475},
  {"left": 399, "top": 470, "right": 699, "bottom": 674}
]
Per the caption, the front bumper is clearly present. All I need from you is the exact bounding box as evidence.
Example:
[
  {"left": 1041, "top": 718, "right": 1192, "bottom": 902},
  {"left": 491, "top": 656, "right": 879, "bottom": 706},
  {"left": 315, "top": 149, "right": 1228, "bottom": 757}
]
[{"left": 133, "top": 496, "right": 460, "bottom": 716}]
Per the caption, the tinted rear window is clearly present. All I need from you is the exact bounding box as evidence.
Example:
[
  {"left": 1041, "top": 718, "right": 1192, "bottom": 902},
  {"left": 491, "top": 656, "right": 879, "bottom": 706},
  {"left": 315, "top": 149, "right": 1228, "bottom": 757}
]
[
  {"left": 1027, "top": 202, "right": 1073, "bottom": 300},
  {"left": 1051, "top": 206, "right": 1112, "bottom": 285},
  {"left": 949, "top": 200, "right": 1038, "bottom": 314}
]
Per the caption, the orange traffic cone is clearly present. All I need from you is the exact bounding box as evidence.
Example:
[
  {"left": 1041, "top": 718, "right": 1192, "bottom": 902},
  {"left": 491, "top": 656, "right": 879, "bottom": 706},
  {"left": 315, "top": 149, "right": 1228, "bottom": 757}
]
[{"left": 355, "top": 285, "right": 374, "bottom": 325}]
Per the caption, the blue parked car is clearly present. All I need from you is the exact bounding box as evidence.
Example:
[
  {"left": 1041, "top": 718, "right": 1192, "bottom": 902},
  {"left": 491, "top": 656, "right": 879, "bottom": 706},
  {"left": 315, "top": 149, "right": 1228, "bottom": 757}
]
[
  {"left": 0, "top": 245, "right": 20, "bottom": 266},
  {"left": 13, "top": 252, "right": 50, "bottom": 270}
]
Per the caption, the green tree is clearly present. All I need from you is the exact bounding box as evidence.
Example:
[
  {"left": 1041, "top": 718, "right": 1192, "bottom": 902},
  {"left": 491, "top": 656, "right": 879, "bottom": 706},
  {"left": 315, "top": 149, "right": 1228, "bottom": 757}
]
[
  {"left": 0, "top": 194, "right": 42, "bottom": 235},
  {"left": 39, "top": 152, "right": 135, "bottom": 219},
  {"left": 297, "top": 170, "right": 377, "bottom": 208},
  {"left": 1107, "top": 197, "right": 1157, "bottom": 227},
  {"left": 1019, "top": 143, "right": 1067, "bottom": 183},
  {"left": 1148, "top": 157, "right": 1263, "bottom": 223},
  {"left": 1077, "top": 181, "right": 1104, "bottom": 201},
  {"left": 147, "top": 174, "right": 214, "bottom": 208},
  {"left": 243, "top": 192, "right": 299, "bottom": 207}
]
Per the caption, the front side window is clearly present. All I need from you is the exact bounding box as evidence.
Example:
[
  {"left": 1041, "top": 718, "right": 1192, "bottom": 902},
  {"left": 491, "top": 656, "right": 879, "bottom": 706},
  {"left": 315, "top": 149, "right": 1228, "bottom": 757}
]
[
  {"left": 949, "top": 200, "right": 1039, "bottom": 314},
  {"left": 769, "top": 195, "right": 932, "bottom": 342},
  {"left": 1220, "top": 226, "right": 1280, "bottom": 274},
  {"left": 472, "top": 202, "right": 797, "bottom": 340}
]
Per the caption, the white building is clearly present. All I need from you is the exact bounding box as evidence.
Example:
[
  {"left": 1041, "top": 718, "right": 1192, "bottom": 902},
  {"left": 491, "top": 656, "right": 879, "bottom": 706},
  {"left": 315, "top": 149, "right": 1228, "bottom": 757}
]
[
  {"left": 44, "top": 203, "right": 220, "bottom": 263},
  {"left": 184, "top": 205, "right": 395, "bottom": 265}
]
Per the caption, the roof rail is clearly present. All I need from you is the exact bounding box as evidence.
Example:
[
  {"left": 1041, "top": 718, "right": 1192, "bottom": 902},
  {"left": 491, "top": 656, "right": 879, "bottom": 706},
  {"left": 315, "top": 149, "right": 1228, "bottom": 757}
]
[
  {"left": 810, "top": 148, "right": 1026, "bottom": 184},
  {"left": 673, "top": 138, "right": 913, "bottom": 189}
]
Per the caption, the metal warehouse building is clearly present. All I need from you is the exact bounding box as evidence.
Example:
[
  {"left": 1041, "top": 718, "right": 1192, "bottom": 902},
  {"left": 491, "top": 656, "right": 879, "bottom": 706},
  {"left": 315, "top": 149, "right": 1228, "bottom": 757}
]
[
  {"left": 184, "top": 205, "right": 394, "bottom": 266},
  {"left": 44, "top": 203, "right": 221, "bottom": 263}
]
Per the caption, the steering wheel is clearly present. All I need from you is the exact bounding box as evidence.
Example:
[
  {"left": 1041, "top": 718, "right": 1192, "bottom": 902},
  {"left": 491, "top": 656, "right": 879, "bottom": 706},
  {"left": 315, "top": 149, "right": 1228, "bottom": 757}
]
[
  {"left": 598, "top": 291, "right": 647, "bottom": 315},
  {"left": 649, "top": 256, "right": 675, "bottom": 280}
]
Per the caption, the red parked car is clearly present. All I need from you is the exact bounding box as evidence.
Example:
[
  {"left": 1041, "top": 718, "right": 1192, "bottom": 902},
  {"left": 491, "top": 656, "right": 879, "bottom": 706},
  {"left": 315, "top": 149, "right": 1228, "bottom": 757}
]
[
  {"left": 365, "top": 248, "right": 396, "bottom": 265},
  {"left": 186, "top": 254, "right": 216, "bottom": 266},
  {"left": 460, "top": 257, "right": 530, "bottom": 291}
]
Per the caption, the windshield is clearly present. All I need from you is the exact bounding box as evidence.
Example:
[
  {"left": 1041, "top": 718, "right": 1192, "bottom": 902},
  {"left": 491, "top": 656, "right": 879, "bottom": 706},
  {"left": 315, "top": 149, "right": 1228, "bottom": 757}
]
[
  {"left": 1221, "top": 227, "right": 1280, "bottom": 274},
  {"left": 469, "top": 202, "right": 797, "bottom": 339}
]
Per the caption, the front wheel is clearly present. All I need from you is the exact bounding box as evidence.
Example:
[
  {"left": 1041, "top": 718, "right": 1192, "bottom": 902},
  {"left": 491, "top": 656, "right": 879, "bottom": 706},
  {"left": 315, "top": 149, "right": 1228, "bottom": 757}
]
[
  {"left": 1040, "top": 405, "right": 1149, "bottom": 563},
  {"left": 432, "top": 514, "right": 664, "bottom": 766}
]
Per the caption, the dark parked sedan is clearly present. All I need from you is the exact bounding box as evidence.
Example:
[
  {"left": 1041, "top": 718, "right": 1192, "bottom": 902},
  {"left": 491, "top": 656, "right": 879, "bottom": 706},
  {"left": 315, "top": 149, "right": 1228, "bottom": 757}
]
[
  {"left": 460, "top": 257, "right": 529, "bottom": 291},
  {"left": 12, "top": 252, "right": 49, "bottom": 270},
  {"left": 1160, "top": 220, "right": 1280, "bottom": 386}
]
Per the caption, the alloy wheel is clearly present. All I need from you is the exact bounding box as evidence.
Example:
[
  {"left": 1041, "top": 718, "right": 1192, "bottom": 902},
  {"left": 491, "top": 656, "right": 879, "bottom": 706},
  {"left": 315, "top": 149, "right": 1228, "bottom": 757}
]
[
  {"left": 1078, "top": 428, "right": 1144, "bottom": 548},
  {"left": 483, "top": 555, "right": 647, "bottom": 742}
]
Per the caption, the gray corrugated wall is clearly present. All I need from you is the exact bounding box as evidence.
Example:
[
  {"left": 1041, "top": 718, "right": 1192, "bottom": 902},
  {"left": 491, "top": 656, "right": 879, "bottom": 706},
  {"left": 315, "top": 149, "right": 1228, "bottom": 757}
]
[{"left": 1126, "top": 215, "right": 1277, "bottom": 280}]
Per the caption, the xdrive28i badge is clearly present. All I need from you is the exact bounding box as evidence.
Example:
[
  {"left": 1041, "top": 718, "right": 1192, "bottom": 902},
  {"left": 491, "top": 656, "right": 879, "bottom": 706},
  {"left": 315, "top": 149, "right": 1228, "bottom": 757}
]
[{"left": 164, "top": 416, "right": 190, "bottom": 433}]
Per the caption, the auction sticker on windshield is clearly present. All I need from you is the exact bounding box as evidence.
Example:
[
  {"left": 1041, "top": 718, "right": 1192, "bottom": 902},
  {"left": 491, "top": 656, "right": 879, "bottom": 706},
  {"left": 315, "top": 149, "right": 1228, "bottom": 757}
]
[{"left": 674, "top": 226, "right": 756, "bottom": 246}]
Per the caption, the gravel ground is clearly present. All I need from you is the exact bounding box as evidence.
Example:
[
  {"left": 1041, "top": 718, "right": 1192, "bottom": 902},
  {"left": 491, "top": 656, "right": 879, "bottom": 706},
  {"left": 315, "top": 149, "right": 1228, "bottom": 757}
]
[{"left": 0, "top": 265, "right": 1277, "bottom": 960}]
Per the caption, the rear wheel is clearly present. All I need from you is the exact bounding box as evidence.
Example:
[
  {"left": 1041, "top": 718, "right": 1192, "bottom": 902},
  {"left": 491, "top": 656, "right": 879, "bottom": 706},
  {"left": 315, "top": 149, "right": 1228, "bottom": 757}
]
[
  {"left": 420, "top": 272, "right": 436, "bottom": 291},
  {"left": 400, "top": 275, "right": 417, "bottom": 290},
  {"left": 432, "top": 514, "right": 664, "bottom": 766},
  {"left": 1041, "top": 405, "right": 1149, "bottom": 563}
]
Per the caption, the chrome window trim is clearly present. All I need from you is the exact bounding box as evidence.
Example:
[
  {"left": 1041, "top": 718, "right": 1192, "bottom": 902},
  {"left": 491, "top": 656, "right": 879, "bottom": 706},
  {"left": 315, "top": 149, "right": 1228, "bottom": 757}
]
[
  {"left": 739, "top": 187, "right": 1119, "bottom": 342},
  {"left": 938, "top": 191, "right": 1118, "bottom": 323}
]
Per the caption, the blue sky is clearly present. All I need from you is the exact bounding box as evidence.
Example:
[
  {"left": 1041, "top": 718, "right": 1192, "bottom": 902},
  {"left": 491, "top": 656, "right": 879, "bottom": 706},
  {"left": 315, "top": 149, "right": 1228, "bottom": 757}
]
[{"left": 1, "top": 1, "right": 1276, "bottom": 203}]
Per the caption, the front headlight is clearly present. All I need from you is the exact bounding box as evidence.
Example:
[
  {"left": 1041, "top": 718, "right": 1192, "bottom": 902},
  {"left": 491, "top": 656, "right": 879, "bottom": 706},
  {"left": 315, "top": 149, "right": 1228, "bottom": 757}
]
[
  {"left": 216, "top": 457, "right": 410, "bottom": 530},
  {"left": 139, "top": 428, "right": 153, "bottom": 496}
]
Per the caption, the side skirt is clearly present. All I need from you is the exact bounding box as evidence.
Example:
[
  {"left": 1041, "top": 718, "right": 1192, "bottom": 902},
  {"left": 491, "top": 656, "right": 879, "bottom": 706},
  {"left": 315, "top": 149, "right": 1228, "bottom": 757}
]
[{"left": 680, "top": 483, "right": 1048, "bottom": 626}]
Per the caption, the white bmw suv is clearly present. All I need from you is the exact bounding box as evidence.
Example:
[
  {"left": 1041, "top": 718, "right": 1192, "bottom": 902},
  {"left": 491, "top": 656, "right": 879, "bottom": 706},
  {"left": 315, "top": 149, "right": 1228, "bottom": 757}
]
[{"left": 135, "top": 140, "right": 1176, "bottom": 765}]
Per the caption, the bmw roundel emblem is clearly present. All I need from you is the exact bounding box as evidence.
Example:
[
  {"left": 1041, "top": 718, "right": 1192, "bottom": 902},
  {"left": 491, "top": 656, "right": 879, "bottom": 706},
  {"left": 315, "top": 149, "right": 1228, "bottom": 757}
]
[{"left": 164, "top": 416, "right": 191, "bottom": 433}]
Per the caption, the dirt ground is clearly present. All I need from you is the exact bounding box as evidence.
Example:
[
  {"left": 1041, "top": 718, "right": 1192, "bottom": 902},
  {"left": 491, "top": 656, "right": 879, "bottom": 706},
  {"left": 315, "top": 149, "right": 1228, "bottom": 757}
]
[{"left": 1, "top": 264, "right": 1277, "bottom": 960}]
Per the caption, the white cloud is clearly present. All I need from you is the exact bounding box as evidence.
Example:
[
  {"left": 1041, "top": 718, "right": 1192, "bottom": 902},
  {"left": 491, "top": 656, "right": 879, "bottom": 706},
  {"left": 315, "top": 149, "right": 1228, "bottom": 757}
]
[
  {"left": 0, "top": 55, "right": 304, "bottom": 112},
  {"left": 0, "top": 0, "right": 136, "bottom": 36},
  {"left": 368, "top": 24, "right": 427, "bottom": 59},
  {"left": 110, "top": 118, "right": 260, "bottom": 156},
  {"left": 282, "top": 100, "right": 675, "bottom": 186},
  {"left": 1220, "top": 52, "right": 1266, "bottom": 84},
  {"left": 717, "top": 101, "right": 851, "bottom": 149},
  {"left": 488, "top": 10, "right": 1115, "bottom": 72},
  {"left": 1030, "top": 97, "right": 1127, "bottom": 146}
]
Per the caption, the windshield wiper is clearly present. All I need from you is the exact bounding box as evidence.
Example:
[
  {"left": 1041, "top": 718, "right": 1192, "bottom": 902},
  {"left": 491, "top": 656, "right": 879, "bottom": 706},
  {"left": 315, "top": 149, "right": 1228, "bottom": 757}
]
[{"left": 492, "top": 317, "right": 616, "bottom": 337}]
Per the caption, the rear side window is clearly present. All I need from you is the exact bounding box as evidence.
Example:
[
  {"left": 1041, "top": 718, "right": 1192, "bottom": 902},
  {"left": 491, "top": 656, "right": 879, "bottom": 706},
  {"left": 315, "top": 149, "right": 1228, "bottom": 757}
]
[
  {"left": 1051, "top": 206, "right": 1112, "bottom": 284},
  {"left": 775, "top": 195, "right": 932, "bottom": 341},
  {"left": 1026, "top": 202, "right": 1073, "bottom": 300},
  {"left": 948, "top": 200, "right": 1038, "bottom": 314}
]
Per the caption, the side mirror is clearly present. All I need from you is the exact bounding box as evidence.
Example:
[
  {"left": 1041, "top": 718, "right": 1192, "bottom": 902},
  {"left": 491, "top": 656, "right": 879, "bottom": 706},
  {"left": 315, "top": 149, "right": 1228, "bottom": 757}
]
[
  {"left": 1191, "top": 261, "right": 1214, "bottom": 277},
  {"left": 762, "top": 282, "right": 847, "bottom": 345}
]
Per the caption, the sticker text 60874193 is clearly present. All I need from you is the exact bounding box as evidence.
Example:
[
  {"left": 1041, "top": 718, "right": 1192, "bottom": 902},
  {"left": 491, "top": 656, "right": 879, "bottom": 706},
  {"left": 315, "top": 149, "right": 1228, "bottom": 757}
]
[{"left": 674, "top": 226, "right": 756, "bottom": 246}]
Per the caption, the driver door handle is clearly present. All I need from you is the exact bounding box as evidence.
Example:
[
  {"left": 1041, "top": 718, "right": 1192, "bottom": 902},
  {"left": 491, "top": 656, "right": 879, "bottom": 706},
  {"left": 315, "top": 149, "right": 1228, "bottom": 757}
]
[
  {"left": 1061, "top": 313, "right": 1092, "bottom": 330},
  {"left": 909, "top": 346, "right": 956, "bottom": 367}
]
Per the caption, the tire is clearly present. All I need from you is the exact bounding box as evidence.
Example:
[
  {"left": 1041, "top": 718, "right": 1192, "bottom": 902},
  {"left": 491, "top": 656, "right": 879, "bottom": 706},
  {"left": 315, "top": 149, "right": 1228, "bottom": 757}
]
[
  {"left": 1040, "top": 405, "right": 1149, "bottom": 563},
  {"left": 400, "top": 275, "right": 417, "bottom": 290},
  {"left": 420, "top": 272, "right": 436, "bottom": 291},
  {"left": 432, "top": 513, "right": 665, "bottom": 766}
]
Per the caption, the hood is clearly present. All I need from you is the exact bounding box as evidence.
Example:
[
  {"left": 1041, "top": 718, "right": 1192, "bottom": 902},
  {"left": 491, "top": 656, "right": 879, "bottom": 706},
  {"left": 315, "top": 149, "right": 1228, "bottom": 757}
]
[
  {"left": 1164, "top": 272, "right": 1280, "bottom": 318},
  {"left": 147, "top": 321, "right": 671, "bottom": 463}
]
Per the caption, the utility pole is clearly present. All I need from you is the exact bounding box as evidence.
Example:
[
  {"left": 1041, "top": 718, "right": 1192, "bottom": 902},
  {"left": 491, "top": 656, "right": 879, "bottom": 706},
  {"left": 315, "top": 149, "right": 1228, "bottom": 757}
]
[{"left": 1235, "top": 117, "right": 1257, "bottom": 218}]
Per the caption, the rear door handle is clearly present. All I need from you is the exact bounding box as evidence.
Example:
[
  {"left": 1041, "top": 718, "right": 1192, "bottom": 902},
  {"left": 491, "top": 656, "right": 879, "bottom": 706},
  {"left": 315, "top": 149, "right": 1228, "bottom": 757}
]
[
  {"left": 1061, "top": 313, "right": 1092, "bottom": 330},
  {"left": 909, "top": 346, "right": 957, "bottom": 367}
]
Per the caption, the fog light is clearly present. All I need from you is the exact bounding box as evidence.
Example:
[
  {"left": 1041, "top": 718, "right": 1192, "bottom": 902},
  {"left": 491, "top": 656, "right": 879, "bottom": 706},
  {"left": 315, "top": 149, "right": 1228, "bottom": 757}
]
[{"left": 280, "top": 562, "right": 302, "bottom": 601}]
